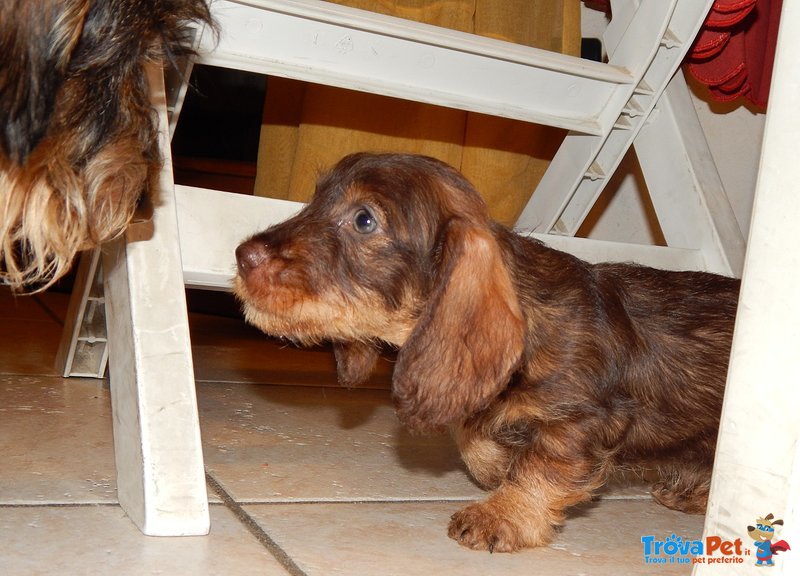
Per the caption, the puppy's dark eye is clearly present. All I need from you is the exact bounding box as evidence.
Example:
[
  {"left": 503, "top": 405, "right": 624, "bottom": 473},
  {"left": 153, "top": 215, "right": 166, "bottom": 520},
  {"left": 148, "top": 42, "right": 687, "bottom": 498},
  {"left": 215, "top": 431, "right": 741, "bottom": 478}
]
[{"left": 353, "top": 208, "right": 378, "bottom": 234}]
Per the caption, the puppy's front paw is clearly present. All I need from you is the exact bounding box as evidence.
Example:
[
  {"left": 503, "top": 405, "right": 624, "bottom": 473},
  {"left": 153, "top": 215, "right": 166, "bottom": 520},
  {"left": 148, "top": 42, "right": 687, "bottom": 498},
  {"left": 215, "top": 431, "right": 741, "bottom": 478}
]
[{"left": 448, "top": 501, "right": 553, "bottom": 553}]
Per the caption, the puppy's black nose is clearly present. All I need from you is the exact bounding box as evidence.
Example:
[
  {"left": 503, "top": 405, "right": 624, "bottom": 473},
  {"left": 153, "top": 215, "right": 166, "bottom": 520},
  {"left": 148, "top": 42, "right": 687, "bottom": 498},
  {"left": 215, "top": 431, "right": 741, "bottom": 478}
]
[{"left": 236, "top": 240, "right": 269, "bottom": 278}]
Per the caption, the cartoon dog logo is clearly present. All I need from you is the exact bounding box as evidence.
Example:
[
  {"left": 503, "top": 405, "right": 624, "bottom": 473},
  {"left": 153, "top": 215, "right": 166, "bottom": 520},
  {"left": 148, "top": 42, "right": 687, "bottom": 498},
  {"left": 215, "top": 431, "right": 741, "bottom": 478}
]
[{"left": 747, "top": 513, "right": 791, "bottom": 567}]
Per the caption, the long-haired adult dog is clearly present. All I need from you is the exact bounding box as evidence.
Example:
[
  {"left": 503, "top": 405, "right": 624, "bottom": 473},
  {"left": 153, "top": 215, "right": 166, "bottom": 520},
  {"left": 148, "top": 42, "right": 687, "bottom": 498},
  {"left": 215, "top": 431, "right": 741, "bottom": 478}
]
[
  {"left": 0, "top": 0, "right": 212, "bottom": 290},
  {"left": 235, "top": 153, "right": 739, "bottom": 552}
]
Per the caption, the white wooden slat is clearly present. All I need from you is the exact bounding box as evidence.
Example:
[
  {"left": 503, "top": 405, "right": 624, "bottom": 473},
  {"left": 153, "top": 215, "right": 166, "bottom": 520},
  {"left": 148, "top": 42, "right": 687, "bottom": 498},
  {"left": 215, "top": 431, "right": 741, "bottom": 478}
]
[
  {"left": 529, "top": 233, "right": 705, "bottom": 272},
  {"left": 174, "top": 186, "right": 706, "bottom": 292},
  {"left": 175, "top": 185, "right": 302, "bottom": 290},
  {"left": 197, "top": 0, "right": 634, "bottom": 135},
  {"left": 634, "top": 73, "right": 746, "bottom": 277},
  {"left": 515, "top": 0, "right": 715, "bottom": 238}
]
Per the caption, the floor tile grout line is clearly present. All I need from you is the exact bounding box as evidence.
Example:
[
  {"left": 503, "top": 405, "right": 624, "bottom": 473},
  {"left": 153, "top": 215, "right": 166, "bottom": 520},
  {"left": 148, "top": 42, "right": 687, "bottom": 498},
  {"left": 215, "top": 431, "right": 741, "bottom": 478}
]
[
  {"left": 226, "top": 495, "right": 653, "bottom": 505},
  {"left": 233, "top": 498, "right": 479, "bottom": 506},
  {"left": 0, "top": 495, "right": 652, "bottom": 510},
  {"left": 193, "top": 378, "right": 391, "bottom": 392},
  {"left": 205, "top": 472, "right": 309, "bottom": 576},
  {"left": 0, "top": 502, "right": 120, "bottom": 509}
]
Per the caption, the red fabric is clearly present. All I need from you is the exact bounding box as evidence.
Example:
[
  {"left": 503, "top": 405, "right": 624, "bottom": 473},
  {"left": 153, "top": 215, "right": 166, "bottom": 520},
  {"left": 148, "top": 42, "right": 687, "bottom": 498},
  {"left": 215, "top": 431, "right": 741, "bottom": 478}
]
[
  {"left": 686, "top": 0, "right": 782, "bottom": 107},
  {"left": 582, "top": 0, "right": 611, "bottom": 13},
  {"left": 582, "top": 0, "right": 783, "bottom": 107}
]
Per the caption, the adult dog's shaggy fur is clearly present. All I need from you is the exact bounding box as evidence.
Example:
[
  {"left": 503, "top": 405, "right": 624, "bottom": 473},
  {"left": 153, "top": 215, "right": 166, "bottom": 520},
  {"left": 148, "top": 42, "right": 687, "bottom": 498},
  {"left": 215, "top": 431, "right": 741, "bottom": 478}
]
[
  {"left": 0, "top": 0, "right": 212, "bottom": 290},
  {"left": 235, "top": 153, "right": 739, "bottom": 552}
]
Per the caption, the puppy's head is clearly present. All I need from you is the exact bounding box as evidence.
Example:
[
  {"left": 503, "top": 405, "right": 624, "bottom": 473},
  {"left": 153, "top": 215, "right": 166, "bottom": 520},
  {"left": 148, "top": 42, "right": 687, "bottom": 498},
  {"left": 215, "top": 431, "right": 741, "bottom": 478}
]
[{"left": 235, "top": 153, "right": 525, "bottom": 430}]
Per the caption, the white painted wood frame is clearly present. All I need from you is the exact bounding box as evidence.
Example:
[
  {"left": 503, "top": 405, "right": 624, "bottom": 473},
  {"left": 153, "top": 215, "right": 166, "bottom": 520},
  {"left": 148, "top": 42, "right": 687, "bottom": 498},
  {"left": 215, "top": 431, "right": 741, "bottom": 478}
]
[
  {"left": 694, "top": 1, "right": 800, "bottom": 573},
  {"left": 100, "top": 65, "right": 210, "bottom": 536}
]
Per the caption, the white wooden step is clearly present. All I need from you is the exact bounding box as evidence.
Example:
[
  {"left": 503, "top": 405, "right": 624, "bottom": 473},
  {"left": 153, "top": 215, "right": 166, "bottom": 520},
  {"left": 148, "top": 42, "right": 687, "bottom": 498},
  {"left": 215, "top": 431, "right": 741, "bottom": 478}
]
[{"left": 197, "top": 0, "right": 634, "bottom": 134}]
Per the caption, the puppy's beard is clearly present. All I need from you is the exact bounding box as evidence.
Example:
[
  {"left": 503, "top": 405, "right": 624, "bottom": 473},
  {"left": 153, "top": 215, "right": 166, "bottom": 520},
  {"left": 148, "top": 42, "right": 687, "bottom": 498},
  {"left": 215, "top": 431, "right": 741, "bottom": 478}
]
[
  {"left": 239, "top": 295, "right": 358, "bottom": 346},
  {"left": 234, "top": 277, "right": 415, "bottom": 347}
]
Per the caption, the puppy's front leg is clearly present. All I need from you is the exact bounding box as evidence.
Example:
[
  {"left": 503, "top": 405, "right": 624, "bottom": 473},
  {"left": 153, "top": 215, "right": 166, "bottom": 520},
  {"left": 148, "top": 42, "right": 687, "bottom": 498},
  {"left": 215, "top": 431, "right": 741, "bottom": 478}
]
[
  {"left": 449, "top": 428, "right": 604, "bottom": 552},
  {"left": 449, "top": 484, "right": 555, "bottom": 552}
]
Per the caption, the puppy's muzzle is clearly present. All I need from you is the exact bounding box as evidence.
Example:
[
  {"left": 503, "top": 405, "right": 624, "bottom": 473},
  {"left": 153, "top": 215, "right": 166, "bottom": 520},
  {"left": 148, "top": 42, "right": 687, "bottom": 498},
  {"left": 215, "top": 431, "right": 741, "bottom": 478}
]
[{"left": 235, "top": 239, "right": 269, "bottom": 280}]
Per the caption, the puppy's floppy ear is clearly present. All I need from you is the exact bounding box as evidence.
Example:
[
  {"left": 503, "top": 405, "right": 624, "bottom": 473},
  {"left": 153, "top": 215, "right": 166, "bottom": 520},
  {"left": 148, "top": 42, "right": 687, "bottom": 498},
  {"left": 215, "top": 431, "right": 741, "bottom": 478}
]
[
  {"left": 334, "top": 341, "right": 381, "bottom": 387},
  {"left": 393, "top": 219, "right": 525, "bottom": 431}
]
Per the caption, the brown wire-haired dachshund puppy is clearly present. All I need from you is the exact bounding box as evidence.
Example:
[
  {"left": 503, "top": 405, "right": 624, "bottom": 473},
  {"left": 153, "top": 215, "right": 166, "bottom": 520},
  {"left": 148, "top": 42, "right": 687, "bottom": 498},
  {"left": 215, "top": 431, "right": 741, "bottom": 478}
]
[
  {"left": 235, "top": 152, "right": 739, "bottom": 552},
  {"left": 0, "top": 0, "right": 212, "bottom": 291}
]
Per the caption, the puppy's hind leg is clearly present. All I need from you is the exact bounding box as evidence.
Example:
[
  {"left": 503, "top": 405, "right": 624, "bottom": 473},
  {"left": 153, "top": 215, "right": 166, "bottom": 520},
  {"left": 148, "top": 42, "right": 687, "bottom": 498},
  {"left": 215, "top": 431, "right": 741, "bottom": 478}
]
[{"left": 651, "top": 462, "right": 712, "bottom": 514}]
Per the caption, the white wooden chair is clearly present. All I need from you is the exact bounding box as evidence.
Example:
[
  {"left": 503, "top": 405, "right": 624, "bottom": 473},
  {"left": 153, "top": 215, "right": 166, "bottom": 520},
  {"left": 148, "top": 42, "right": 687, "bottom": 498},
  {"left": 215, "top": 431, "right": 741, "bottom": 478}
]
[{"left": 57, "top": 3, "right": 800, "bottom": 568}]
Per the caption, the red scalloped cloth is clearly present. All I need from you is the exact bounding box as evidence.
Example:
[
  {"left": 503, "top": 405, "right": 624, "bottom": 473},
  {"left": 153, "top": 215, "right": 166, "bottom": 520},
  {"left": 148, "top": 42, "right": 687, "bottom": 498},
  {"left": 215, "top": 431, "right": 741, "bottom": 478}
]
[{"left": 584, "top": 0, "right": 783, "bottom": 108}]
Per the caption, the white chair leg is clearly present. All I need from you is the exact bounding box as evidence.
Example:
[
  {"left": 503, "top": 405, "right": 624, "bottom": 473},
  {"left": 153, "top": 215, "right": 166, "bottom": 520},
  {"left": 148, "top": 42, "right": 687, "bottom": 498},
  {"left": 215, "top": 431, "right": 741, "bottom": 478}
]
[
  {"left": 695, "top": 2, "right": 800, "bottom": 573},
  {"left": 102, "top": 64, "right": 209, "bottom": 536}
]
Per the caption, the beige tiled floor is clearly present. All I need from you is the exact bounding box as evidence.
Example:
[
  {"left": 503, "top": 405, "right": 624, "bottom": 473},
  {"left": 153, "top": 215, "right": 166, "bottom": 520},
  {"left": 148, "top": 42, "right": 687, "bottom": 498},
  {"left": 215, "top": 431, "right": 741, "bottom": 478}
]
[{"left": 0, "top": 287, "right": 703, "bottom": 575}]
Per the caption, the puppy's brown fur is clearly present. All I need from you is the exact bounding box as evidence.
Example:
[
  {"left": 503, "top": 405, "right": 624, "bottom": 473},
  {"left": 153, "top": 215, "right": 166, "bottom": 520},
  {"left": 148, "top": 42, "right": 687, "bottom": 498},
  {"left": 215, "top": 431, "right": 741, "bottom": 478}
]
[
  {"left": 235, "top": 153, "right": 739, "bottom": 552},
  {"left": 0, "top": 0, "right": 212, "bottom": 290}
]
